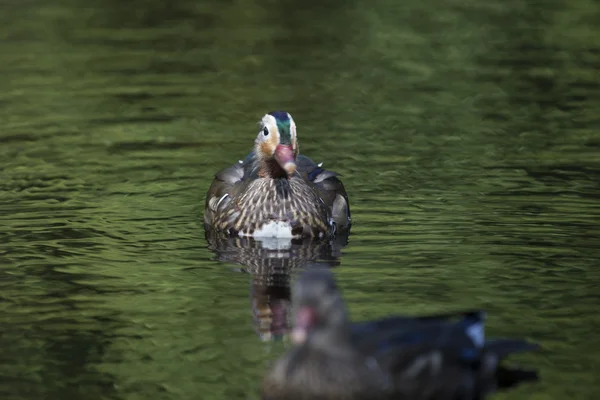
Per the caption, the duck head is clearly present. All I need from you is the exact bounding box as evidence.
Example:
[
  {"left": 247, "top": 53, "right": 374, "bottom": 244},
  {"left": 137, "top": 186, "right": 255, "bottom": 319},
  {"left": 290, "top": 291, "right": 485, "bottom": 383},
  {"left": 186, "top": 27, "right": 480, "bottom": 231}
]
[
  {"left": 255, "top": 111, "right": 299, "bottom": 179},
  {"left": 290, "top": 268, "right": 350, "bottom": 345}
]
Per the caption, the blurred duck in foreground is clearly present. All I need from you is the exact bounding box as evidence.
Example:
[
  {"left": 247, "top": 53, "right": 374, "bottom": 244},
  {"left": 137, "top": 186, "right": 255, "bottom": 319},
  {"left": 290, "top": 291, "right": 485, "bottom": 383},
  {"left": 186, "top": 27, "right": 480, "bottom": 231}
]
[
  {"left": 204, "top": 111, "right": 351, "bottom": 239},
  {"left": 262, "top": 269, "right": 540, "bottom": 400}
]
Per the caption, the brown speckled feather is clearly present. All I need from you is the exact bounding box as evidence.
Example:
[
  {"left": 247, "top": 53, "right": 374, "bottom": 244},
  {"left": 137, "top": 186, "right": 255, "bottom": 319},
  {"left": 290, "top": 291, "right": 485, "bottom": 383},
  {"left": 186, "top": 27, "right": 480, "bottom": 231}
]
[{"left": 205, "top": 154, "right": 350, "bottom": 238}]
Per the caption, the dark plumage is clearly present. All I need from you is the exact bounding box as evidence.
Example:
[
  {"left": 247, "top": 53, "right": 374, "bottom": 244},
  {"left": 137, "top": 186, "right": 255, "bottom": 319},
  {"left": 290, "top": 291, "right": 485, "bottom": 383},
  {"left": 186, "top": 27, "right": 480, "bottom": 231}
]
[
  {"left": 262, "top": 269, "right": 540, "bottom": 400},
  {"left": 204, "top": 112, "right": 351, "bottom": 239}
]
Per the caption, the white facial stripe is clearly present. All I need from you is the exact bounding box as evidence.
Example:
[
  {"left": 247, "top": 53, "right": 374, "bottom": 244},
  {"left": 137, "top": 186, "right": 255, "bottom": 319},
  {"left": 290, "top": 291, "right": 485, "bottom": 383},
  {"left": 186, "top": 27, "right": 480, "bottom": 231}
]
[
  {"left": 286, "top": 113, "right": 297, "bottom": 141},
  {"left": 261, "top": 114, "right": 280, "bottom": 142}
]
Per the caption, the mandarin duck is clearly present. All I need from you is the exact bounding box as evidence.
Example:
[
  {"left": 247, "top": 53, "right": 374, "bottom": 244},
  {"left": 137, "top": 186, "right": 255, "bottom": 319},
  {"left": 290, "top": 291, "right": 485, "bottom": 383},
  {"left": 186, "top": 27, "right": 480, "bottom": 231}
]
[
  {"left": 262, "top": 269, "right": 540, "bottom": 400},
  {"left": 204, "top": 112, "right": 350, "bottom": 239}
]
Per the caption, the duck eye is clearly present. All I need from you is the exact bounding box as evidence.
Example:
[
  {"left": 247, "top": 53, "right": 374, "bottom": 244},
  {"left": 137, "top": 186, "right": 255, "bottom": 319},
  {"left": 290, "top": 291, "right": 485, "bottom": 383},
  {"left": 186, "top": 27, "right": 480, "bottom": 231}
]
[{"left": 262, "top": 127, "right": 269, "bottom": 136}]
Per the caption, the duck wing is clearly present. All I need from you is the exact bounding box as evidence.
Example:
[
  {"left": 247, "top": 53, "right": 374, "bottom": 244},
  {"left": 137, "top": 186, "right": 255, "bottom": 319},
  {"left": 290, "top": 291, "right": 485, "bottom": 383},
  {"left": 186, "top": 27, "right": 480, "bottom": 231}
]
[{"left": 296, "top": 154, "right": 351, "bottom": 230}]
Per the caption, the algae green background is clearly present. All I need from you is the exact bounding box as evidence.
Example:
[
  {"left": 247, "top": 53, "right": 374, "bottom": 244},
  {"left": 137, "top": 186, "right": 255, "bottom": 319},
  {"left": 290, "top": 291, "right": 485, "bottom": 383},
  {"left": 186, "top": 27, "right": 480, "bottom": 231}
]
[{"left": 1, "top": 0, "right": 599, "bottom": 399}]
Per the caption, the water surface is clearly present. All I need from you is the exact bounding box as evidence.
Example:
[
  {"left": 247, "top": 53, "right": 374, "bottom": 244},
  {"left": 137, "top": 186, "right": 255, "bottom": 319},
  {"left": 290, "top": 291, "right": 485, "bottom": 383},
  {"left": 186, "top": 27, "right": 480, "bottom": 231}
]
[{"left": 1, "top": 0, "right": 599, "bottom": 399}]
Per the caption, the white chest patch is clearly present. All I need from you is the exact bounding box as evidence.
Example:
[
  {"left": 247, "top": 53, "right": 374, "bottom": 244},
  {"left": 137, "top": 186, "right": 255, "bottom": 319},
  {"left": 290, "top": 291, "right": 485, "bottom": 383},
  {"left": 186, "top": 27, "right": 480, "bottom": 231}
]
[
  {"left": 257, "top": 237, "right": 293, "bottom": 251},
  {"left": 240, "top": 220, "right": 295, "bottom": 238}
]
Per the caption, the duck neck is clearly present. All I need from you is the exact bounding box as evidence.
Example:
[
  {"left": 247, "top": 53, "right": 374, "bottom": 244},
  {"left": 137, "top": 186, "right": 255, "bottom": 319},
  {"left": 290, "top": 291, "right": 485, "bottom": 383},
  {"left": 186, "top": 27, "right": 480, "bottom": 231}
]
[{"left": 258, "top": 158, "right": 289, "bottom": 179}]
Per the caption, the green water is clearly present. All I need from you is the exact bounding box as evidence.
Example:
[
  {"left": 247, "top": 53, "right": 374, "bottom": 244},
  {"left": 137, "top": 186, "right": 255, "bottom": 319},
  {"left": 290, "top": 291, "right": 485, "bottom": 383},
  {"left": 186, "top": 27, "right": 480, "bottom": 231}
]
[{"left": 1, "top": 0, "right": 599, "bottom": 399}]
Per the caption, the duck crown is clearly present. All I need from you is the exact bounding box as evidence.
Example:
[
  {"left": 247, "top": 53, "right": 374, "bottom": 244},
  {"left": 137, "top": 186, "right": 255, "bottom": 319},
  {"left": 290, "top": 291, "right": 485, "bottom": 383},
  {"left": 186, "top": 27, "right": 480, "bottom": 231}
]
[{"left": 268, "top": 111, "right": 294, "bottom": 145}]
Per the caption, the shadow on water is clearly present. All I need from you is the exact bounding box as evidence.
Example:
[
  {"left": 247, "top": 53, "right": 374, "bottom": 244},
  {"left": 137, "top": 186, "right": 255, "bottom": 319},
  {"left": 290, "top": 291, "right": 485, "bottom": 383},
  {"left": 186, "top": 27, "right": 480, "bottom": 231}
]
[{"left": 205, "top": 232, "right": 349, "bottom": 341}]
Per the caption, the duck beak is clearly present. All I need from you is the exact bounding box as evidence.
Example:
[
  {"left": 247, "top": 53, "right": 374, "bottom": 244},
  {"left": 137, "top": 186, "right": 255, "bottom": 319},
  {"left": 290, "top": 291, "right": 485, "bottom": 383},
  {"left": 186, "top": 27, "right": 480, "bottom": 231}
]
[
  {"left": 274, "top": 144, "right": 296, "bottom": 177},
  {"left": 291, "top": 306, "right": 316, "bottom": 344}
]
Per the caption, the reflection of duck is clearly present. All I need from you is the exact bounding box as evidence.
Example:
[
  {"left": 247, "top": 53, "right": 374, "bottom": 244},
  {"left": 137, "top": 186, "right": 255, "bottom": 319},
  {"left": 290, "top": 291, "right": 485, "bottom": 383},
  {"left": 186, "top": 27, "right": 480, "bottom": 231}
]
[
  {"left": 205, "top": 231, "right": 349, "bottom": 341},
  {"left": 263, "top": 269, "right": 540, "bottom": 400},
  {"left": 204, "top": 111, "right": 351, "bottom": 239}
]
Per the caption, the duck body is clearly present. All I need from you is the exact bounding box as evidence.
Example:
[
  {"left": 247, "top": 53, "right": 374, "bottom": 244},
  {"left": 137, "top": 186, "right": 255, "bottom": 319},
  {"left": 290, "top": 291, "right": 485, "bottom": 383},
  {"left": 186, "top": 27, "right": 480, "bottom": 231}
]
[
  {"left": 347, "top": 312, "right": 538, "bottom": 400},
  {"left": 263, "top": 269, "right": 540, "bottom": 400},
  {"left": 263, "top": 340, "right": 388, "bottom": 400},
  {"left": 204, "top": 112, "right": 350, "bottom": 239}
]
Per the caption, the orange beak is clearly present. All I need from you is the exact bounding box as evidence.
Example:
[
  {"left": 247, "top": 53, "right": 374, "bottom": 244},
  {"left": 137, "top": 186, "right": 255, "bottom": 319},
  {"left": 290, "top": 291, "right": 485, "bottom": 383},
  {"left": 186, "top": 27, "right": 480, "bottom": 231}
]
[{"left": 274, "top": 144, "right": 296, "bottom": 177}]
